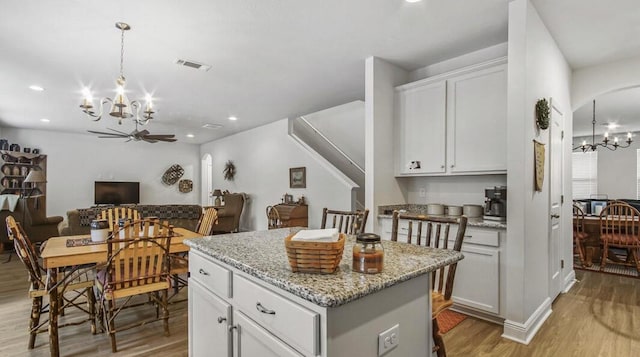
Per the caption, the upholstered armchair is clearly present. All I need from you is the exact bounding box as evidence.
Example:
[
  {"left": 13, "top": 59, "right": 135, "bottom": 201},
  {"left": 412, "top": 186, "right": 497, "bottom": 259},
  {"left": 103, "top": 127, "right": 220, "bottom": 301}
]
[
  {"left": 212, "top": 193, "right": 245, "bottom": 234},
  {"left": 0, "top": 196, "right": 63, "bottom": 249}
]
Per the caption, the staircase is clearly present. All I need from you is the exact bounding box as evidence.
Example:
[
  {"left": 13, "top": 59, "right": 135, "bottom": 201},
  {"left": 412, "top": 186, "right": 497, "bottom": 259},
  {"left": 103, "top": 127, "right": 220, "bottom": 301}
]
[{"left": 288, "top": 101, "right": 365, "bottom": 210}]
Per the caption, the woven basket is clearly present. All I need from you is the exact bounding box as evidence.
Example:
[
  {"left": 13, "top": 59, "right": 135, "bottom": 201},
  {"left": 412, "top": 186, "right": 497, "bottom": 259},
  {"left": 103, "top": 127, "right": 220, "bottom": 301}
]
[{"left": 285, "top": 233, "right": 345, "bottom": 274}]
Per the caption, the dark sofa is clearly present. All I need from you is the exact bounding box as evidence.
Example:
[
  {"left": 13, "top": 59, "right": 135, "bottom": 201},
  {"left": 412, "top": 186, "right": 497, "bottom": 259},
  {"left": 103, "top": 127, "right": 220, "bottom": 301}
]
[{"left": 0, "top": 197, "right": 63, "bottom": 248}]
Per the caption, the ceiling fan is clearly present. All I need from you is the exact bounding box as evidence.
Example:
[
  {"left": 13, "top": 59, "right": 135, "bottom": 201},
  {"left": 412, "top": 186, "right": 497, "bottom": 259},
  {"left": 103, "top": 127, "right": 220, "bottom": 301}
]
[{"left": 88, "top": 125, "right": 177, "bottom": 143}]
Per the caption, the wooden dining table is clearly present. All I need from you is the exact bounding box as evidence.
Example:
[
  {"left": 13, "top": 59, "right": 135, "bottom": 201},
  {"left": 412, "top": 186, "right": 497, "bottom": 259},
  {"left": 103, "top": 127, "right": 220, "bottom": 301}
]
[{"left": 39, "top": 227, "right": 203, "bottom": 357}]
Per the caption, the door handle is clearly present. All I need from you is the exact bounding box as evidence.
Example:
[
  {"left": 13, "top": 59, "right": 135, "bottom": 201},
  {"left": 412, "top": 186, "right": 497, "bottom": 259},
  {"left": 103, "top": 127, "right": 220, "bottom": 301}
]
[{"left": 551, "top": 214, "right": 560, "bottom": 219}]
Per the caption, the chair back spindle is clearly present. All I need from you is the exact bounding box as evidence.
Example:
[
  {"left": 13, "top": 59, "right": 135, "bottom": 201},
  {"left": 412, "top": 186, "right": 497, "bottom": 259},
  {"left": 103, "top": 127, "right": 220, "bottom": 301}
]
[{"left": 321, "top": 208, "right": 369, "bottom": 235}]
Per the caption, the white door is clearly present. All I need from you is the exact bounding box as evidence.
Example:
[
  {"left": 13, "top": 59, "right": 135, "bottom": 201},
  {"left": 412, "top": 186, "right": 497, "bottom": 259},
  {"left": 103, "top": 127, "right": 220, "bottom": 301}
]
[
  {"left": 202, "top": 154, "right": 213, "bottom": 206},
  {"left": 549, "top": 99, "right": 564, "bottom": 300}
]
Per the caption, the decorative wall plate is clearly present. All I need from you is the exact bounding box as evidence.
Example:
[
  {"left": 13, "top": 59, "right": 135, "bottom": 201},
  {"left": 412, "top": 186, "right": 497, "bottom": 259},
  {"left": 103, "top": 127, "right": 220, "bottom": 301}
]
[
  {"left": 162, "top": 164, "right": 184, "bottom": 185},
  {"left": 179, "top": 179, "right": 193, "bottom": 193}
]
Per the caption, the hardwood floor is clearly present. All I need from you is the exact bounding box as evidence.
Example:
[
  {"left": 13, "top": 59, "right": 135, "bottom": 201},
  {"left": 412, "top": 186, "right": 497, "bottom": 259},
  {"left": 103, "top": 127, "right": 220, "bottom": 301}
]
[
  {"left": 446, "top": 270, "right": 640, "bottom": 356},
  {"left": 2, "top": 250, "right": 640, "bottom": 357},
  {"left": 0, "top": 252, "right": 189, "bottom": 357}
]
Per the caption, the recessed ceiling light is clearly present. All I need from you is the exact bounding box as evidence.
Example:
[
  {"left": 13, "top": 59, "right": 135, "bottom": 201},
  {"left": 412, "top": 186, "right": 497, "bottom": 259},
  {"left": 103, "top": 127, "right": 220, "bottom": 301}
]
[
  {"left": 228, "top": 116, "right": 237, "bottom": 121},
  {"left": 40, "top": 118, "right": 50, "bottom": 123},
  {"left": 186, "top": 134, "right": 195, "bottom": 138},
  {"left": 29, "top": 85, "right": 45, "bottom": 92},
  {"left": 406, "top": 0, "right": 422, "bottom": 2},
  {"left": 607, "top": 123, "right": 619, "bottom": 130}
]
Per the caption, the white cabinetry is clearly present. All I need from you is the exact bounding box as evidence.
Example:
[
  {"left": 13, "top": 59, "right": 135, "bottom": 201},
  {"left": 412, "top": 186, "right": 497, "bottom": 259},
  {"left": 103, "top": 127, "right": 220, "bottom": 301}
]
[
  {"left": 395, "top": 58, "right": 507, "bottom": 176},
  {"left": 189, "top": 249, "right": 432, "bottom": 357},
  {"left": 378, "top": 217, "right": 505, "bottom": 320},
  {"left": 397, "top": 81, "right": 447, "bottom": 174}
]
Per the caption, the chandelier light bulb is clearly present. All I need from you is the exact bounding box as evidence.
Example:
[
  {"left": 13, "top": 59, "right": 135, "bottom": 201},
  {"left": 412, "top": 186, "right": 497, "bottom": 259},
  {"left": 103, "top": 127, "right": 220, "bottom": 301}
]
[
  {"left": 614, "top": 137, "right": 619, "bottom": 143},
  {"left": 604, "top": 132, "right": 608, "bottom": 138}
]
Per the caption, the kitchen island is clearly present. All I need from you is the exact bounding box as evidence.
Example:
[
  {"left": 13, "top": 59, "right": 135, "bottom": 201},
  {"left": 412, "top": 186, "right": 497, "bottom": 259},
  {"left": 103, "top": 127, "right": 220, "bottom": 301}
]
[{"left": 184, "top": 227, "right": 463, "bottom": 357}]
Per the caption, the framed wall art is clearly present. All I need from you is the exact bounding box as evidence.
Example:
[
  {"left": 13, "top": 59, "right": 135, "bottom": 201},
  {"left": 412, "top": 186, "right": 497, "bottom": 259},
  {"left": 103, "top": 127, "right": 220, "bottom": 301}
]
[{"left": 289, "top": 167, "right": 306, "bottom": 188}]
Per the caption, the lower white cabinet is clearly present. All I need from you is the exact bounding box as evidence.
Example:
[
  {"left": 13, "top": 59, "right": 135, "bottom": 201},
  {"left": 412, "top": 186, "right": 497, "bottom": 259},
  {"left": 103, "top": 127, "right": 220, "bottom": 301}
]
[
  {"left": 233, "top": 311, "right": 303, "bottom": 357},
  {"left": 189, "top": 279, "right": 232, "bottom": 357},
  {"left": 378, "top": 216, "right": 505, "bottom": 319}
]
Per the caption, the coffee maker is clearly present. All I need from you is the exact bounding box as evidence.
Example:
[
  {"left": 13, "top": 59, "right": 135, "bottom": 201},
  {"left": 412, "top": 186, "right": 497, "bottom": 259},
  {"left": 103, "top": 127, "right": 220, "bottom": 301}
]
[{"left": 484, "top": 186, "right": 507, "bottom": 221}]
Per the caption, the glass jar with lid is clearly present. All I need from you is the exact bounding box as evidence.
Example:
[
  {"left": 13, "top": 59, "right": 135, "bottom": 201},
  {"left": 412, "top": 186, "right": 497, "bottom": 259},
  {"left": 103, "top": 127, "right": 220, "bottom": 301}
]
[{"left": 352, "top": 233, "right": 384, "bottom": 274}]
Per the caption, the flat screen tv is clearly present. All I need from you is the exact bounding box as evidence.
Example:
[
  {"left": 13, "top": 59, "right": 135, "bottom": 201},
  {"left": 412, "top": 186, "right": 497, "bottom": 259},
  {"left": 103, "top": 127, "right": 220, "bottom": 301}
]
[{"left": 94, "top": 181, "right": 140, "bottom": 205}]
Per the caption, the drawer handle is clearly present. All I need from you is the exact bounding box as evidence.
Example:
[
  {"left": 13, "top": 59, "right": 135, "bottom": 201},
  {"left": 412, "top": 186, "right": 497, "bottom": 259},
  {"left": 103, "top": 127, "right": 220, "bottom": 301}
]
[
  {"left": 256, "top": 302, "right": 276, "bottom": 315},
  {"left": 464, "top": 235, "right": 473, "bottom": 238},
  {"left": 217, "top": 316, "right": 226, "bottom": 324},
  {"left": 198, "top": 268, "right": 209, "bottom": 276},
  {"left": 228, "top": 325, "right": 237, "bottom": 331}
]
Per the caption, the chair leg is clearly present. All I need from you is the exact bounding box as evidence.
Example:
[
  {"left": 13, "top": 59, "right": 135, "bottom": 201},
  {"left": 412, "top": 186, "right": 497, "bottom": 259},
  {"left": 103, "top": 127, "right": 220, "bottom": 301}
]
[
  {"left": 162, "top": 290, "right": 170, "bottom": 337},
  {"left": 107, "top": 299, "right": 117, "bottom": 353},
  {"left": 575, "top": 238, "right": 586, "bottom": 267},
  {"left": 87, "top": 287, "right": 97, "bottom": 335},
  {"left": 432, "top": 317, "right": 446, "bottom": 357},
  {"left": 28, "top": 296, "right": 42, "bottom": 349},
  {"left": 600, "top": 241, "right": 609, "bottom": 271},
  {"left": 173, "top": 275, "right": 180, "bottom": 296}
]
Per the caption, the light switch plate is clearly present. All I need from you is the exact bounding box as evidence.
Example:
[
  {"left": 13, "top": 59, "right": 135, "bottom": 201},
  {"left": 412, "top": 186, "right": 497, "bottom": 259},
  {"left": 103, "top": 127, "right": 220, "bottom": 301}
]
[{"left": 378, "top": 324, "right": 399, "bottom": 356}]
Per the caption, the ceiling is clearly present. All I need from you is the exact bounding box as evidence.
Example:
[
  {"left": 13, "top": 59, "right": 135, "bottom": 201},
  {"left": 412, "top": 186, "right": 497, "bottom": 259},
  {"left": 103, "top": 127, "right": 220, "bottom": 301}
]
[
  {"left": 0, "top": 0, "right": 510, "bottom": 144},
  {"left": 3, "top": 1, "right": 638, "bottom": 145},
  {"left": 572, "top": 86, "right": 640, "bottom": 137}
]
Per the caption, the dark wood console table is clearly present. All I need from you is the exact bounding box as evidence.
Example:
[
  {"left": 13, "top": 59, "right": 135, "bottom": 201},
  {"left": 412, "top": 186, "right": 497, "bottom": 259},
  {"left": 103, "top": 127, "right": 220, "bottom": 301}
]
[{"left": 273, "top": 203, "right": 308, "bottom": 228}]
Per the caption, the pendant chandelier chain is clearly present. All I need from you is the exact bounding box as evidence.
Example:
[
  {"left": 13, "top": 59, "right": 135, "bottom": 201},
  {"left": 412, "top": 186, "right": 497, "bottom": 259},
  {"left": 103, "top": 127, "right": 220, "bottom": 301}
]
[{"left": 119, "top": 26, "right": 125, "bottom": 80}]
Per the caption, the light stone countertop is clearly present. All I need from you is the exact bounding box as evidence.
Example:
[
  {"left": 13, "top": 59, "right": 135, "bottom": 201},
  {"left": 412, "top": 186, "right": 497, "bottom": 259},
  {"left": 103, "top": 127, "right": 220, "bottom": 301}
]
[{"left": 184, "top": 227, "right": 463, "bottom": 308}]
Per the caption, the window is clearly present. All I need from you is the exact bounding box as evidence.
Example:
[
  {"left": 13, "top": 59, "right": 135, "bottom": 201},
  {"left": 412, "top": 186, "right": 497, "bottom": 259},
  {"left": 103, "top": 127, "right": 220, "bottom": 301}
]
[{"left": 572, "top": 151, "right": 597, "bottom": 199}]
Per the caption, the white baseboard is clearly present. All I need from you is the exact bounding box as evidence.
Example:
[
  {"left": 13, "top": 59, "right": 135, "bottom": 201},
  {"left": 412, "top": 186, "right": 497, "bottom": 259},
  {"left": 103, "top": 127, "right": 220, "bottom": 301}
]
[
  {"left": 501, "top": 297, "right": 552, "bottom": 345},
  {"left": 563, "top": 270, "right": 577, "bottom": 293}
]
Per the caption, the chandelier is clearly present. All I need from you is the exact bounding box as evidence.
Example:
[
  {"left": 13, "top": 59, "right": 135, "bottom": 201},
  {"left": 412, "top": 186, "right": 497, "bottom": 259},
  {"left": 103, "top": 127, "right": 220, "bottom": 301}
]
[
  {"left": 79, "top": 22, "right": 155, "bottom": 125},
  {"left": 573, "top": 100, "right": 632, "bottom": 152}
]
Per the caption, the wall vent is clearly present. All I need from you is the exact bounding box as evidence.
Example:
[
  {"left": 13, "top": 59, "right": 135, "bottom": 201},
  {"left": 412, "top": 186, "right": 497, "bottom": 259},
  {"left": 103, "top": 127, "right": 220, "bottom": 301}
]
[
  {"left": 203, "top": 123, "right": 223, "bottom": 129},
  {"left": 175, "top": 59, "right": 212, "bottom": 71}
]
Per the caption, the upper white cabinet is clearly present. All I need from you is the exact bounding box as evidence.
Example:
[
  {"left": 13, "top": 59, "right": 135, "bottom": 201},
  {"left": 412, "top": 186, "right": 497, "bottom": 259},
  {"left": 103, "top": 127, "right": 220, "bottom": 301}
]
[
  {"left": 397, "top": 81, "right": 447, "bottom": 174},
  {"left": 395, "top": 58, "right": 507, "bottom": 176}
]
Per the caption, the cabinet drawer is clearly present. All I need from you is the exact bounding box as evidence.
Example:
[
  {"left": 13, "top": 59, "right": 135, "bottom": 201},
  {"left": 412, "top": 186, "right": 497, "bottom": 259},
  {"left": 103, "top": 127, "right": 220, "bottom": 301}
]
[
  {"left": 463, "top": 228, "right": 499, "bottom": 247},
  {"left": 234, "top": 275, "right": 319, "bottom": 356},
  {"left": 189, "top": 252, "right": 232, "bottom": 298}
]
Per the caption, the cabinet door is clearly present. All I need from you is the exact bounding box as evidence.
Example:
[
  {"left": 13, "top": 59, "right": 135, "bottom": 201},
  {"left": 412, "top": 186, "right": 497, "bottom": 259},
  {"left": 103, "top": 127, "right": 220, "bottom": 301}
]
[
  {"left": 447, "top": 64, "right": 507, "bottom": 173},
  {"left": 451, "top": 244, "right": 500, "bottom": 314},
  {"left": 189, "top": 280, "right": 232, "bottom": 357},
  {"left": 397, "top": 81, "right": 447, "bottom": 174},
  {"left": 233, "top": 311, "right": 303, "bottom": 357}
]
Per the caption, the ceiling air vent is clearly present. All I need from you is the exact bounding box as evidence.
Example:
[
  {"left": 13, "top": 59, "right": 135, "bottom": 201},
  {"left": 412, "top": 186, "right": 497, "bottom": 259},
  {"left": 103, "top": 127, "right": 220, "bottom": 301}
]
[
  {"left": 175, "top": 59, "right": 212, "bottom": 71},
  {"left": 202, "top": 123, "right": 223, "bottom": 130}
]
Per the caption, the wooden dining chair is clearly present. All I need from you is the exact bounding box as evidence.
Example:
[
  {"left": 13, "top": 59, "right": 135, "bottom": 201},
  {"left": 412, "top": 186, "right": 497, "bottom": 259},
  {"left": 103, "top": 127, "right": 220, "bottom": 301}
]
[
  {"left": 320, "top": 208, "right": 369, "bottom": 234},
  {"left": 391, "top": 210, "right": 468, "bottom": 357},
  {"left": 195, "top": 207, "right": 218, "bottom": 235},
  {"left": 99, "top": 207, "right": 140, "bottom": 232},
  {"left": 6, "top": 215, "right": 96, "bottom": 351},
  {"left": 573, "top": 203, "right": 589, "bottom": 267},
  {"left": 96, "top": 218, "right": 174, "bottom": 352},
  {"left": 266, "top": 206, "right": 283, "bottom": 229},
  {"left": 599, "top": 202, "right": 640, "bottom": 273}
]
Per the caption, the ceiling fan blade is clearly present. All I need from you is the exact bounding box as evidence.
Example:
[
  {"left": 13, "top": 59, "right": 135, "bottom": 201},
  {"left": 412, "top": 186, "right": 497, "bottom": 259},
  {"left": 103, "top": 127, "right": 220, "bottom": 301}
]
[
  {"left": 142, "top": 138, "right": 158, "bottom": 143},
  {"left": 138, "top": 130, "right": 150, "bottom": 136},
  {"left": 107, "top": 128, "right": 132, "bottom": 135},
  {"left": 88, "top": 130, "right": 123, "bottom": 136},
  {"left": 144, "top": 134, "right": 176, "bottom": 139},
  {"left": 156, "top": 137, "right": 177, "bottom": 142}
]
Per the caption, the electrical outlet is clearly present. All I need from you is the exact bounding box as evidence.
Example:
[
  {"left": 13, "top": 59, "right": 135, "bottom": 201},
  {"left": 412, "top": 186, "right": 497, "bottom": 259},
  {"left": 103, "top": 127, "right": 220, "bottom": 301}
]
[
  {"left": 419, "top": 188, "right": 426, "bottom": 198},
  {"left": 378, "top": 324, "right": 399, "bottom": 356}
]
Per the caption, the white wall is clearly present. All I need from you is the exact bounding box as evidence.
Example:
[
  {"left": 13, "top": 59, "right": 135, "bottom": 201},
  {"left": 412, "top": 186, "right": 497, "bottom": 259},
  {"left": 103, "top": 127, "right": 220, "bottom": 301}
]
[
  {"left": 199, "top": 118, "right": 354, "bottom": 231},
  {"left": 572, "top": 55, "right": 640, "bottom": 110},
  {"left": 303, "top": 101, "right": 365, "bottom": 169},
  {"left": 402, "top": 175, "right": 507, "bottom": 206},
  {"left": 572, "top": 134, "right": 640, "bottom": 199},
  {"left": 364, "top": 57, "right": 409, "bottom": 232},
  {"left": 505, "top": 0, "right": 573, "bottom": 343},
  {"left": 1, "top": 128, "right": 200, "bottom": 217}
]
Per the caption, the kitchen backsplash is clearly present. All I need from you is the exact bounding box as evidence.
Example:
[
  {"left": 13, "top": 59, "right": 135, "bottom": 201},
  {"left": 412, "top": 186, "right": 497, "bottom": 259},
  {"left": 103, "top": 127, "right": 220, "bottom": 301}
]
[{"left": 401, "top": 174, "right": 507, "bottom": 206}]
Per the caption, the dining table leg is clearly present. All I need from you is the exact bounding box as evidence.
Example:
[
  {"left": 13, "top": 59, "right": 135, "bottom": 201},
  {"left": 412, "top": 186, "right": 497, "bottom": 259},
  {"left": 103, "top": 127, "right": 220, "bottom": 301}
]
[{"left": 49, "top": 268, "right": 60, "bottom": 357}]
